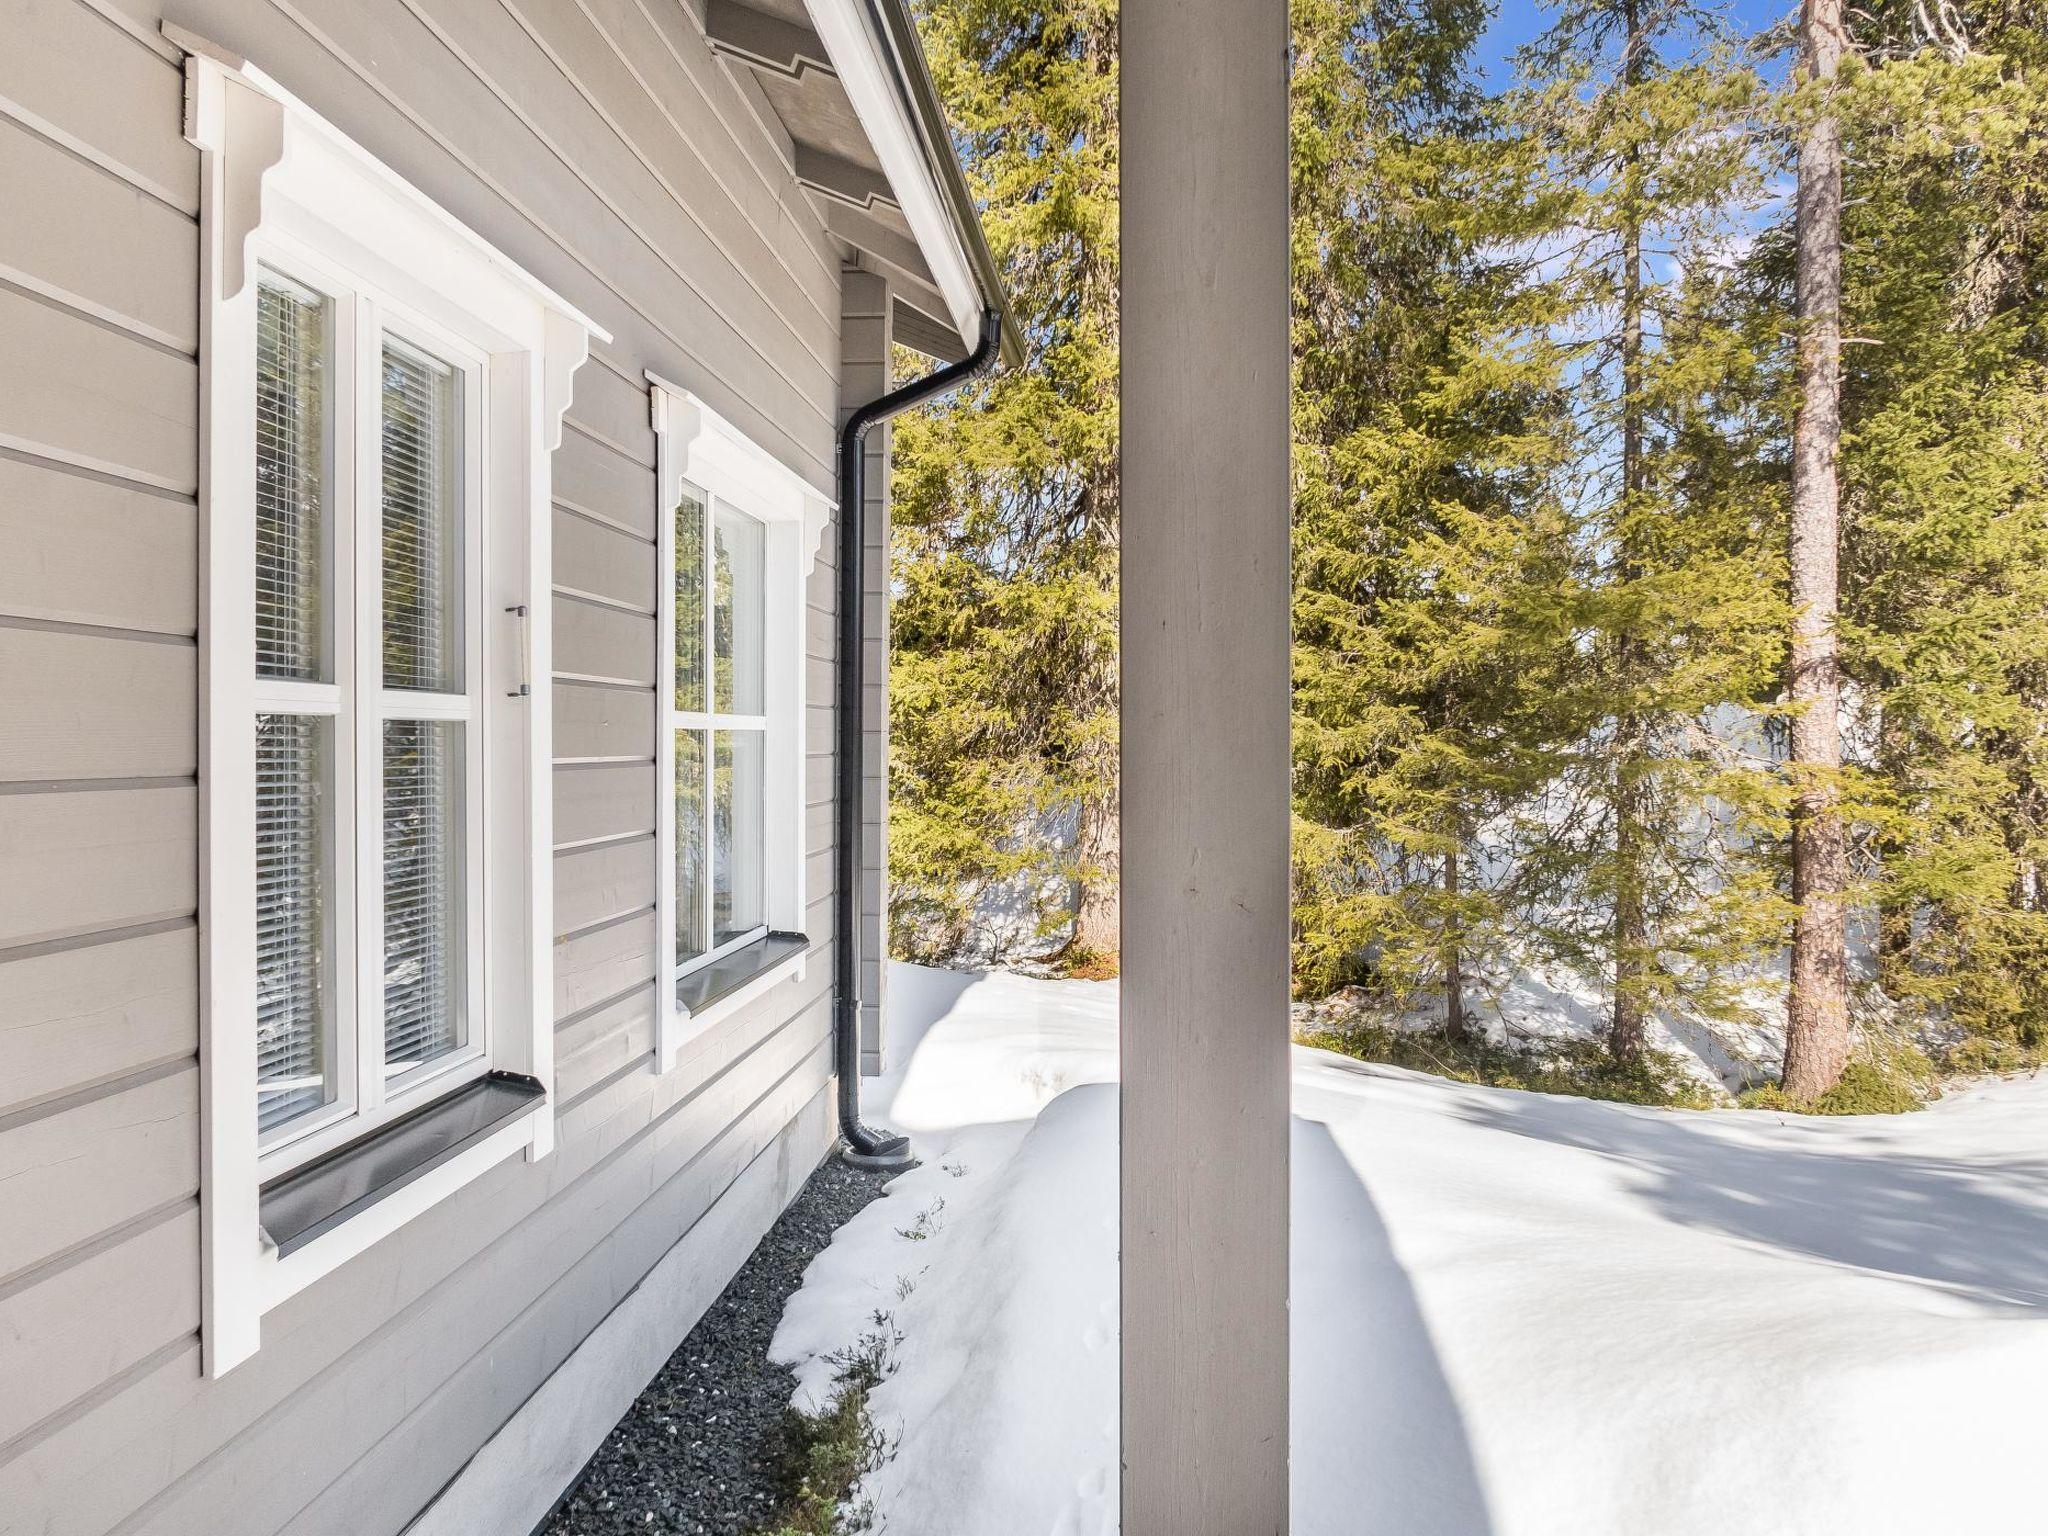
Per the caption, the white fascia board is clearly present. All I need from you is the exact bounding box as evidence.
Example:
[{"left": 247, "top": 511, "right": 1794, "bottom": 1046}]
[{"left": 800, "top": 0, "right": 983, "bottom": 345}]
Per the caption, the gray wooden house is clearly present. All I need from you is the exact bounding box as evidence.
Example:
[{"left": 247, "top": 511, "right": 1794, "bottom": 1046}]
[{"left": 0, "top": 0, "right": 1014, "bottom": 1528}]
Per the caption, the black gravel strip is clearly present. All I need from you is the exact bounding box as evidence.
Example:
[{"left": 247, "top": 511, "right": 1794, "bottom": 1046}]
[{"left": 540, "top": 1158, "right": 891, "bottom": 1536}]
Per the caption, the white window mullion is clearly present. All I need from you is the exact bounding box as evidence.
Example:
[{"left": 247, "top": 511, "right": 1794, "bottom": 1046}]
[
  {"left": 328, "top": 289, "right": 363, "bottom": 1158},
  {"left": 699, "top": 502, "right": 716, "bottom": 965},
  {"left": 354, "top": 292, "right": 389, "bottom": 1116}
]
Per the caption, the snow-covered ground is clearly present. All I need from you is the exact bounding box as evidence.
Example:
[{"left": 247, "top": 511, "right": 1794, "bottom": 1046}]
[{"left": 771, "top": 964, "right": 2048, "bottom": 1536}]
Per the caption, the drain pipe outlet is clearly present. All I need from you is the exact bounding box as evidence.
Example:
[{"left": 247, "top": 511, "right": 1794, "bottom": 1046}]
[{"left": 835, "top": 307, "right": 1003, "bottom": 1170}]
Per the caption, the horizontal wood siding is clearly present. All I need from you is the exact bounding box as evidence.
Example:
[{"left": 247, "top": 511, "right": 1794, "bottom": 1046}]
[{"left": 0, "top": 1, "right": 854, "bottom": 1533}]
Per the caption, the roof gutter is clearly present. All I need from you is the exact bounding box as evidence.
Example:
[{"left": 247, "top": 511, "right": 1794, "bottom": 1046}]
[{"left": 835, "top": 306, "right": 1004, "bottom": 1169}]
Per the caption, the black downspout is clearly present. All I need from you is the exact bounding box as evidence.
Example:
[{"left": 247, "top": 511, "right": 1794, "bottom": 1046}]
[{"left": 836, "top": 306, "right": 1003, "bottom": 1168}]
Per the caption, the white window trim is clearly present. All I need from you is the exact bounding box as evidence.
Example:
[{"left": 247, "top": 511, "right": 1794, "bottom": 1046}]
[
  {"left": 650, "top": 378, "right": 831, "bottom": 1069},
  {"left": 180, "top": 30, "right": 607, "bottom": 1378}
]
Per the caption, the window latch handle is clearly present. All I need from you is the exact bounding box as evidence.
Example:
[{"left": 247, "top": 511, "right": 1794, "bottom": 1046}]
[{"left": 506, "top": 604, "right": 532, "bottom": 698}]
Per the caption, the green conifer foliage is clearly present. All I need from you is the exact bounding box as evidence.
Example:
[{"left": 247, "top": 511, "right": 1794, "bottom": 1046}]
[
  {"left": 1289, "top": 0, "right": 1582, "bottom": 1035},
  {"left": 890, "top": 0, "right": 2048, "bottom": 1092},
  {"left": 1827, "top": 9, "right": 2048, "bottom": 1064},
  {"left": 888, "top": 0, "right": 1119, "bottom": 964}
]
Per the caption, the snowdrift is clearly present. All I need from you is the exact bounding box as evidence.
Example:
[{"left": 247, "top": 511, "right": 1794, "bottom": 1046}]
[{"left": 771, "top": 964, "right": 2048, "bottom": 1535}]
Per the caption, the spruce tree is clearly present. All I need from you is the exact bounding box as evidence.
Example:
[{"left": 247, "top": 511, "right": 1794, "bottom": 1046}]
[
  {"left": 1503, "top": 1, "right": 1788, "bottom": 1061},
  {"left": 1829, "top": 1, "right": 2048, "bottom": 1067},
  {"left": 1289, "top": 0, "right": 1584, "bottom": 1035},
  {"left": 888, "top": 0, "right": 1119, "bottom": 965}
]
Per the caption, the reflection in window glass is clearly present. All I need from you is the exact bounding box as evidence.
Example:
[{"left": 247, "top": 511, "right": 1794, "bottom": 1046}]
[
  {"left": 677, "top": 728, "right": 707, "bottom": 967},
  {"left": 675, "top": 489, "right": 706, "bottom": 714},
  {"left": 713, "top": 728, "right": 764, "bottom": 947},
  {"left": 714, "top": 507, "right": 764, "bottom": 715}
]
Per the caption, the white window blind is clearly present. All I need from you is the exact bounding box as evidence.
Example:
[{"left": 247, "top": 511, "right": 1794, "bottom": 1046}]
[
  {"left": 254, "top": 272, "right": 338, "bottom": 1141},
  {"left": 379, "top": 336, "right": 470, "bottom": 1075},
  {"left": 255, "top": 712, "right": 332, "bottom": 1134},
  {"left": 382, "top": 719, "right": 465, "bottom": 1069},
  {"left": 380, "top": 340, "right": 463, "bottom": 693},
  {"left": 254, "top": 273, "right": 329, "bottom": 682}
]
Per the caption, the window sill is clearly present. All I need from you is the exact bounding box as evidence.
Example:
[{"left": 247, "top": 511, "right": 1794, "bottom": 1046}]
[
  {"left": 660, "top": 932, "right": 810, "bottom": 1070},
  {"left": 251, "top": 1073, "right": 546, "bottom": 1311}
]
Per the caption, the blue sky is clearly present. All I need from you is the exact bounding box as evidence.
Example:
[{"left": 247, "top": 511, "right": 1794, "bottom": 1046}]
[{"left": 1472, "top": 0, "right": 1798, "bottom": 88}]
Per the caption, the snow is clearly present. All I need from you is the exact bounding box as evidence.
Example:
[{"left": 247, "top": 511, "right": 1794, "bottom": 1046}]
[{"left": 770, "top": 963, "right": 2048, "bottom": 1536}]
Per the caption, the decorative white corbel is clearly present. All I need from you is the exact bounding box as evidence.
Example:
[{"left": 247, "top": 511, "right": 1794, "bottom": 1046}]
[
  {"left": 646, "top": 374, "right": 837, "bottom": 573},
  {"left": 544, "top": 309, "right": 594, "bottom": 454},
  {"left": 174, "top": 28, "right": 284, "bottom": 303}
]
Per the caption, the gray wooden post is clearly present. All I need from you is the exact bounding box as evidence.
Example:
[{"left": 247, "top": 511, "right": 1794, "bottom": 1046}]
[{"left": 1119, "top": 0, "right": 1292, "bottom": 1528}]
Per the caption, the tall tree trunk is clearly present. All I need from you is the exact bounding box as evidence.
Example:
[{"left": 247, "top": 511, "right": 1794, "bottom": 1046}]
[
  {"left": 1609, "top": 0, "right": 1652, "bottom": 1065},
  {"left": 1072, "top": 787, "right": 1120, "bottom": 959},
  {"left": 1783, "top": 0, "right": 1853, "bottom": 1100},
  {"left": 1444, "top": 838, "right": 1469, "bottom": 1043}
]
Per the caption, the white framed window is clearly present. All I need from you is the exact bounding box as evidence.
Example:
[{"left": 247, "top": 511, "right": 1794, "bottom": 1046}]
[
  {"left": 247, "top": 253, "right": 494, "bottom": 1174},
  {"left": 182, "top": 34, "right": 605, "bottom": 1376},
  {"left": 651, "top": 380, "right": 831, "bottom": 1068}
]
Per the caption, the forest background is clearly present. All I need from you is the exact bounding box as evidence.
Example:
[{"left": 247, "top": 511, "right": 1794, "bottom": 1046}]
[{"left": 885, "top": 0, "right": 2048, "bottom": 1109}]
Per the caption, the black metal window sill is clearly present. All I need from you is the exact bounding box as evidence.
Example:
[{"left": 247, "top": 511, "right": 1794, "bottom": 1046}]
[
  {"left": 259, "top": 1072, "right": 546, "bottom": 1258},
  {"left": 678, "top": 931, "right": 810, "bottom": 1017}
]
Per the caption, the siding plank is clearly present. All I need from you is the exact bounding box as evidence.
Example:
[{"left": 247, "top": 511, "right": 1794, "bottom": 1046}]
[
  {"left": 0, "top": 287, "right": 198, "bottom": 493},
  {"left": 555, "top": 595, "right": 655, "bottom": 687},
  {"left": 554, "top": 761, "right": 655, "bottom": 847},
  {"left": 493, "top": 0, "right": 836, "bottom": 359},
  {"left": 277, "top": 1078, "right": 831, "bottom": 1536},
  {"left": 554, "top": 835, "right": 655, "bottom": 937},
  {"left": 561, "top": 367, "right": 654, "bottom": 469},
  {"left": 411, "top": 0, "right": 834, "bottom": 386},
  {"left": 0, "top": 925, "right": 197, "bottom": 1116},
  {"left": 0, "top": 456, "right": 197, "bottom": 634},
  {"left": 554, "top": 909, "right": 657, "bottom": 1020},
  {"left": 552, "top": 508, "right": 654, "bottom": 612},
  {"left": 0, "top": 0, "right": 197, "bottom": 212},
  {"left": 9, "top": 1004, "right": 829, "bottom": 1535},
  {"left": 181, "top": 0, "right": 833, "bottom": 466},
  {"left": 0, "top": 1065, "right": 198, "bottom": 1284},
  {"left": 554, "top": 680, "right": 653, "bottom": 763},
  {"left": 554, "top": 429, "right": 657, "bottom": 539},
  {"left": 0, "top": 625, "right": 194, "bottom": 780},
  {"left": 554, "top": 984, "right": 656, "bottom": 1100},
  {"left": 0, "top": 1204, "right": 198, "bottom": 1449},
  {"left": 0, "top": 117, "right": 197, "bottom": 350},
  {"left": 0, "top": 787, "right": 194, "bottom": 949}
]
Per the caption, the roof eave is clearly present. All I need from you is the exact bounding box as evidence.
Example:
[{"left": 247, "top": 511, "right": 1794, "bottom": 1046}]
[{"left": 806, "top": 0, "right": 1022, "bottom": 369}]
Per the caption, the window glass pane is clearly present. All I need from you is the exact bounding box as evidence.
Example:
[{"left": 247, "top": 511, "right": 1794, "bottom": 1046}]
[
  {"left": 256, "top": 713, "right": 334, "bottom": 1136},
  {"left": 713, "top": 728, "right": 764, "bottom": 946},
  {"left": 677, "top": 728, "right": 708, "bottom": 968},
  {"left": 255, "top": 271, "right": 331, "bottom": 682},
  {"left": 675, "top": 489, "right": 706, "bottom": 714},
  {"left": 382, "top": 338, "right": 464, "bottom": 692},
  {"left": 384, "top": 719, "right": 466, "bottom": 1072},
  {"left": 713, "top": 506, "right": 765, "bottom": 715}
]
